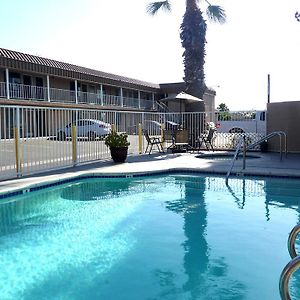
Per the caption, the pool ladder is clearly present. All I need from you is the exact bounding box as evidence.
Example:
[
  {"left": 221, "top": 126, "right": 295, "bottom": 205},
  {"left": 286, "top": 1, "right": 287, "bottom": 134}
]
[
  {"left": 279, "top": 224, "right": 300, "bottom": 299},
  {"left": 225, "top": 131, "right": 287, "bottom": 185}
]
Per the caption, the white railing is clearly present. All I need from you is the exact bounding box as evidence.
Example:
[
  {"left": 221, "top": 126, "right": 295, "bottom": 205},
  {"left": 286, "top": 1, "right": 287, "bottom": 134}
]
[
  {"left": 9, "top": 83, "right": 48, "bottom": 101},
  {"left": 0, "top": 106, "right": 268, "bottom": 181},
  {"left": 123, "top": 97, "right": 140, "bottom": 108},
  {"left": 0, "top": 82, "right": 148, "bottom": 110},
  {"left": 103, "top": 94, "right": 121, "bottom": 106},
  {"left": 140, "top": 99, "right": 153, "bottom": 110},
  {"left": 78, "top": 92, "right": 101, "bottom": 105},
  {"left": 50, "top": 88, "right": 76, "bottom": 103}
]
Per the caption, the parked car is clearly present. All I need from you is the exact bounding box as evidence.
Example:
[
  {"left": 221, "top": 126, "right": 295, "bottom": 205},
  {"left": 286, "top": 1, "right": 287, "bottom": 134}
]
[{"left": 57, "top": 119, "right": 111, "bottom": 141}]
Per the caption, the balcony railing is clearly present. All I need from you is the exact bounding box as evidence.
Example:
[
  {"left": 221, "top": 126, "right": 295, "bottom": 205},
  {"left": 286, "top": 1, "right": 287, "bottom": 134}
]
[
  {"left": 140, "top": 98, "right": 154, "bottom": 110},
  {"left": 0, "top": 82, "right": 155, "bottom": 110},
  {"left": 123, "top": 96, "right": 139, "bottom": 108},
  {"left": 103, "top": 94, "right": 122, "bottom": 106},
  {"left": 50, "top": 88, "right": 76, "bottom": 103}
]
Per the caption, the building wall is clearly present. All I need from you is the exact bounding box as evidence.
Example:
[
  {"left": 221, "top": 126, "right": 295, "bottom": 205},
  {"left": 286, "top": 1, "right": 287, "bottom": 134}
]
[
  {"left": 50, "top": 77, "right": 71, "bottom": 90},
  {"left": 168, "top": 100, "right": 182, "bottom": 112},
  {"left": 103, "top": 85, "right": 120, "bottom": 96},
  {"left": 267, "top": 101, "right": 300, "bottom": 152},
  {"left": 0, "top": 69, "right": 5, "bottom": 82},
  {"left": 203, "top": 92, "right": 215, "bottom": 112}
]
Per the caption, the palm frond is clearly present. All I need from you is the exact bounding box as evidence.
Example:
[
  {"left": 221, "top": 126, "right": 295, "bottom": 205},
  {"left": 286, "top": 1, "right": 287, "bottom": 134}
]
[
  {"left": 146, "top": 1, "right": 171, "bottom": 15},
  {"left": 206, "top": 5, "right": 226, "bottom": 24}
]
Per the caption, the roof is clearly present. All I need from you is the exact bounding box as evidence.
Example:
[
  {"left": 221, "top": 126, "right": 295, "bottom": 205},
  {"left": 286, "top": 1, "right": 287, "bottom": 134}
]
[{"left": 0, "top": 47, "right": 160, "bottom": 91}]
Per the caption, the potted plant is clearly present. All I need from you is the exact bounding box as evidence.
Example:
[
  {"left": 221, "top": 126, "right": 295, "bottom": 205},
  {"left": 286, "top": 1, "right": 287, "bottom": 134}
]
[{"left": 105, "top": 131, "right": 130, "bottom": 163}]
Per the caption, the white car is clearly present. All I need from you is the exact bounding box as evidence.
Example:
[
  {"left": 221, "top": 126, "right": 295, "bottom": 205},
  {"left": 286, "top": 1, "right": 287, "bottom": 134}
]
[{"left": 57, "top": 119, "right": 111, "bottom": 141}]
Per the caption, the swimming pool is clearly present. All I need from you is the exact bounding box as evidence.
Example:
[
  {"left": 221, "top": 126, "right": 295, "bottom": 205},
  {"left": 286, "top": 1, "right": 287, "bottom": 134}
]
[{"left": 0, "top": 174, "right": 299, "bottom": 299}]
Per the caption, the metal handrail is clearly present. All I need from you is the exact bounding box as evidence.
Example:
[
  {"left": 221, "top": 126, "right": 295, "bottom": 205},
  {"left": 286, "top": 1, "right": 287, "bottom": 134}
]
[
  {"left": 279, "top": 256, "right": 300, "bottom": 300},
  {"left": 288, "top": 224, "right": 300, "bottom": 259},
  {"left": 247, "top": 131, "right": 287, "bottom": 160},
  {"left": 279, "top": 224, "right": 300, "bottom": 299},
  {"left": 225, "top": 135, "right": 245, "bottom": 185},
  {"left": 226, "top": 131, "right": 287, "bottom": 185},
  {"left": 156, "top": 101, "right": 170, "bottom": 113}
]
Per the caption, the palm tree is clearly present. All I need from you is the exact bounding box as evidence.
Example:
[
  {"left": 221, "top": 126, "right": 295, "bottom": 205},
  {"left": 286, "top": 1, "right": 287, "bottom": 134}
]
[{"left": 147, "top": 0, "right": 226, "bottom": 100}]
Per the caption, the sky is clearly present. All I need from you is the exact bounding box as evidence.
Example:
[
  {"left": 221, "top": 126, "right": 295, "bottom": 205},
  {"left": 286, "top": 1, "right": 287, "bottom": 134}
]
[{"left": 1, "top": 0, "right": 300, "bottom": 110}]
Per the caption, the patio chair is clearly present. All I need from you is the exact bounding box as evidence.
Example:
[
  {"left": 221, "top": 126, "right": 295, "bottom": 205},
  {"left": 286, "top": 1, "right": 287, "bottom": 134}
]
[
  {"left": 197, "top": 127, "right": 216, "bottom": 151},
  {"left": 164, "top": 129, "right": 176, "bottom": 149},
  {"left": 171, "top": 129, "right": 192, "bottom": 153},
  {"left": 143, "top": 130, "right": 164, "bottom": 154}
]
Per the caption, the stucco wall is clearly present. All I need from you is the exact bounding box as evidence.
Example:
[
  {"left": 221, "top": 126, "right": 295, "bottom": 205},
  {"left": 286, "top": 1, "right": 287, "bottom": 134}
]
[
  {"left": 50, "top": 77, "right": 70, "bottom": 90},
  {"left": 203, "top": 92, "right": 215, "bottom": 112},
  {"left": 267, "top": 101, "right": 300, "bottom": 153},
  {"left": 0, "top": 69, "right": 5, "bottom": 82}
]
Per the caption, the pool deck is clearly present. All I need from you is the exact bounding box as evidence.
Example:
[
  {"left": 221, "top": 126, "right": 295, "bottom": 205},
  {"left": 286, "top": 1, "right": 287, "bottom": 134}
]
[{"left": 1, "top": 151, "right": 300, "bottom": 195}]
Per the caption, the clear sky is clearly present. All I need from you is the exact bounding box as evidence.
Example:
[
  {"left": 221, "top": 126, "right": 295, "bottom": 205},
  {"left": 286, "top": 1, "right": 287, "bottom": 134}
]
[{"left": 1, "top": 0, "right": 300, "bottom": 110}]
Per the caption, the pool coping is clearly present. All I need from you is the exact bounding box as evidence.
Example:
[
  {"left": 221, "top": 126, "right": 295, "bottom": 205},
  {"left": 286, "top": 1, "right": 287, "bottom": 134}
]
[{"left": 2, "top": 163, "right": 300, "bottom": 200}]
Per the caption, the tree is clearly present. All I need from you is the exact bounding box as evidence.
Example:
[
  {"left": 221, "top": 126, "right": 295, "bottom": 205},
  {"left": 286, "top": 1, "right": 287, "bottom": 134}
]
[
  {"left": 147, "top": 0, "right": 226, "bottom": 101},
  {"left": 216, "top": 103, "right": 229, "bottom": 112},
  {"left": 216, "top": 103, "right": 230, "bottom": 121}
]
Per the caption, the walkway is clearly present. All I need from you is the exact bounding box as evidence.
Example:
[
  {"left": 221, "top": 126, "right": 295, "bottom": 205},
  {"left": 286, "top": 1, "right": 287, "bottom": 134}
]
[{"left": 1, "top": 151, "right": 300, "bottom": 195}]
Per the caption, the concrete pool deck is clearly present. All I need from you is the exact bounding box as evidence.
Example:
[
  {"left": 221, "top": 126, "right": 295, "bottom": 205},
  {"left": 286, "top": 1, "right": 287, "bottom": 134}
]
[{"left": 1, "top": 151, "right": 300, "bottom": 195}]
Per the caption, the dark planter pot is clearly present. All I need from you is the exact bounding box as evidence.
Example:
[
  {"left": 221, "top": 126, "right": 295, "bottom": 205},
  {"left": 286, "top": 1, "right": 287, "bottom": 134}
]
[
  {"left": 260, "top": 141, "right": 268, "bottom": 152},
  {"left": 110, "top": 147, "right": 128, "bottom": 163}
]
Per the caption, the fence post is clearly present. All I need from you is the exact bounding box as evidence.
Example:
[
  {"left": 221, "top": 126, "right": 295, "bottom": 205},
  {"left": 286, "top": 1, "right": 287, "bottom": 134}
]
[
  {"left": 72, "top": 111, "right": 78, "bottom": 166},
  {"left": 14, "top": 107, "right": 21, "bottom": 177},
  {"left": 138, "top": 123, "right": 143, "bottom": 154},
  {"left": 72, "top": 125, "right": 77, "bottom": 166},
  {"left": 161, "top": 122, "right": 165, "bottom": 146},
  {"left": 111, "top": 124, "right": 116, "bottom": 132}
]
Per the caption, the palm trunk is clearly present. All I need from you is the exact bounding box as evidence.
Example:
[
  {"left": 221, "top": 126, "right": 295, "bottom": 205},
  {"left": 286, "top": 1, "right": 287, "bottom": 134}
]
[{"left": 180, "top": 0, "right": 207, "bottom": 106}]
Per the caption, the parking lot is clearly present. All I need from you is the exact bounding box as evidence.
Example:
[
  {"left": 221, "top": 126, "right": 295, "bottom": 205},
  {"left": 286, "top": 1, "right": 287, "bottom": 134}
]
[{"left": 0, "top": 135, "right": 141, "bottom": 179}]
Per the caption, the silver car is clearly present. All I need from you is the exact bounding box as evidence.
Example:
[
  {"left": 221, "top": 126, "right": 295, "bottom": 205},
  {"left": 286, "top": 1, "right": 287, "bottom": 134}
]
[{"left": 57, "top": 119, "right": 111, "bottom": 141}]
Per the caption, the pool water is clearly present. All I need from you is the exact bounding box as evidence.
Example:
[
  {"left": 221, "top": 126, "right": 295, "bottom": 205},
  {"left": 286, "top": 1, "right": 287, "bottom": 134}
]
[{"left": 0, "top": 174, "right": 300, "bottom": 300}]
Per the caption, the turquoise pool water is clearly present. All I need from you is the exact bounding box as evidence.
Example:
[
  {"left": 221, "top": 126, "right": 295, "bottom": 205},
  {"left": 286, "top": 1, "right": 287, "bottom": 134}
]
[{"left": 0, "top": 174, "right": 300, "bottom": 300}]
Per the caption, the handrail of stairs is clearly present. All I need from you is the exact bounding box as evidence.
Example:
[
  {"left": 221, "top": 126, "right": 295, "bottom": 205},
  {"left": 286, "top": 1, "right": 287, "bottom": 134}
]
[
  {"left": 156, "top": 101, "right": 170, "bottom": 113},
  {"left": 247, "top": 131, "right": 287, "bottom": 160},
  {"left": 225, "top": 135, "right": 246, "bottom": 185},
  {"left": 225, "top": 131, "right": 287, "bottom": 185}
]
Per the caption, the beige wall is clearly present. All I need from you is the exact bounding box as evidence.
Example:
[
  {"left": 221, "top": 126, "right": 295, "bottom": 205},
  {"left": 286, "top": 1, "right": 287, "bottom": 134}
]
[
  {"left": 267, "top": 101, "right": 300, "bottom": 153},
  {"left": 187, "top": 101, "right": 205, "bottom": 112},
  {"left": 50, "top": 77, "right": 70, "bottom": 90},
  {"left": 203, "top": 92, "right": 215, "bottom": 112},
  {"left": 0, "top": 69, "right": 4, "bottom": 82},
  {"left": 103, "top": 85, "right": 119, "bottom": 96}
]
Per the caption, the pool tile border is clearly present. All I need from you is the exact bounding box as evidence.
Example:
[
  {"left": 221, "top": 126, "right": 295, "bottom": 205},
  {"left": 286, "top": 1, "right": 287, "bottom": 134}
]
[{"left": 1, "top": 168, "right": 300, "bottom": 201}]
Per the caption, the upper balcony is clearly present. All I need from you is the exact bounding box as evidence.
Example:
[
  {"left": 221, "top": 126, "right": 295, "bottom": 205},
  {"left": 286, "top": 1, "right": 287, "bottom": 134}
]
[{"left": 0, "top": 82, "right": 156, "bottom": 111}]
